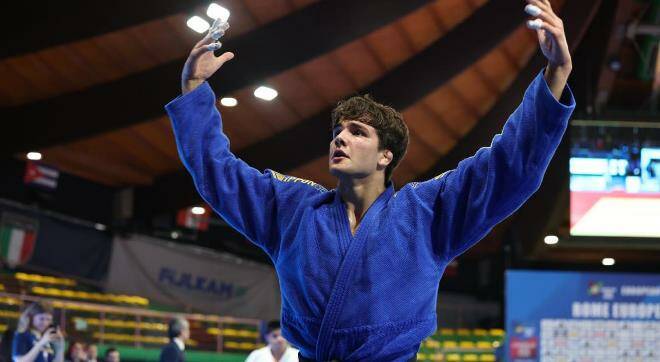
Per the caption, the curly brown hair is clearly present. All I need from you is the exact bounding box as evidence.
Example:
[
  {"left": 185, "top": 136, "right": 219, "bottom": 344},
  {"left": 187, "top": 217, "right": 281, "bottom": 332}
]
[{"left": 331, "top": 95, "right": 409, "bottom": 183}]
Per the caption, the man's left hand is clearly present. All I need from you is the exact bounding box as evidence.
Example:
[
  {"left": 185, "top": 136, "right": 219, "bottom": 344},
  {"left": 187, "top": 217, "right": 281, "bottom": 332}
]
[{"left": 526, "top": 0, "right": 571, "bottom": 70}]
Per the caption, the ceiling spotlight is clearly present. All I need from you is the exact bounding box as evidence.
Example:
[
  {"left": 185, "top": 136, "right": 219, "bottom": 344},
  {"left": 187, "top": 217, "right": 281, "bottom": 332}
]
[
  {"left": 220, "top": 97, "right": 237, "bottom": 107},
  {"left": 544, "top": 235, "right": 559, "bottom": 245},
  {"left": 191, "top": 206, "right": 206, "bottom": 215},
  {"left": 207, "top": 3, "right": 230, "bottom": 22},
  {"left": 187, "top": 16, "right": 210, "bottom": 33},
  {"left": 27, "top": 152, "right": 42, "bottom": 161},
  {"left": 254, "top": 86, "right": 278, "bottom": 101},
  {"left": 602, "top": 257, "right": 615, "bottom": 266}
]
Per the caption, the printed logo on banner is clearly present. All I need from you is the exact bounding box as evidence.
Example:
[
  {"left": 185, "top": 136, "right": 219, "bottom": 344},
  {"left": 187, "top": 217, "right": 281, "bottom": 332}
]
[
  {"left": 588, "top": 281, "right": 617, "bottom": 300},
  {"left": 509, "top": 323, "right": 538, "bottom": 361},
  {"left": 158, "top": 267, "right": 248, "bottom": 300},
  {"left": 0, "top": 212, "right": 38, "bottom": 268}
]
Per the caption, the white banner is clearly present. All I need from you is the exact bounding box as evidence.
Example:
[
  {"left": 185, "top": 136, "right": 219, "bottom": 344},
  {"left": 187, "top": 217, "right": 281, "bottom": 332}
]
[{"left": 106, "top": 235, "right": 280, "bottom": 320}]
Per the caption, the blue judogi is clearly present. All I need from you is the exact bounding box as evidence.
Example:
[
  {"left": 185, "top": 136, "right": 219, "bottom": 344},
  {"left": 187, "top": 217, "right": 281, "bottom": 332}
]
[{"left": 165, "top": 70, "right": 575, "bottom": 361}]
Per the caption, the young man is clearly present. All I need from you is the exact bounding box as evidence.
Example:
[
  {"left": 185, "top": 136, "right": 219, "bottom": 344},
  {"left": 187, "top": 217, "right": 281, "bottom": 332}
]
[
  {"left": 246, "top": 321, "right": 299, "bottom": 362},
  {"left": 165, "top": 1, "right": 575, "bottom": 360}
]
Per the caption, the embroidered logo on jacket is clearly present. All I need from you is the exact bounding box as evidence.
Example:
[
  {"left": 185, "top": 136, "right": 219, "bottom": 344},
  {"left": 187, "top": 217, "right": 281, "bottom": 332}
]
[
  {"left": 270, "top": 171, "right": 327, "bottom": 192},
  {"left": 433, "top": 170, "right": 451, "bottom": 180}
]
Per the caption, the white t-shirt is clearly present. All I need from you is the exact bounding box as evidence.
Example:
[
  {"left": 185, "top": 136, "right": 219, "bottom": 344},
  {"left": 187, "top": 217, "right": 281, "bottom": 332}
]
[
  {"left": 174, "top": 337, "right": 185, "bottom": 351},
  {"left": 245, "top": 346, "right": 299, "bottom": 362}
]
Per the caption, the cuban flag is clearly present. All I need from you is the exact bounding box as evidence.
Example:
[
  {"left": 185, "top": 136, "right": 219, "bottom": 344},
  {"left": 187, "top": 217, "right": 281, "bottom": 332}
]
[{"left": 23, "top": 161, "right": 59, "bottom": 190}]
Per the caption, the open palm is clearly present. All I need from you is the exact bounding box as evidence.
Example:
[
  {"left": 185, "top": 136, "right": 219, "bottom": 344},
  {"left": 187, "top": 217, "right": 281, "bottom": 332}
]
[{"left": 181, "top": 34, "right": 234, "bottom": 94}]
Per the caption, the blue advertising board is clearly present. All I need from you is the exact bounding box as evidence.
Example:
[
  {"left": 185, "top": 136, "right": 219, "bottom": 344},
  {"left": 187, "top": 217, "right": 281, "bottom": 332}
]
[{"left": 506, "top": 270, "right": 660, "bottom": 361}]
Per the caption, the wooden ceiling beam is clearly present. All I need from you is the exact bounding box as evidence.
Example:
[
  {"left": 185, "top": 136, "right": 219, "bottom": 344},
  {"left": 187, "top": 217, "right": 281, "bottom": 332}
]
[
  {"left": 137, "top": 0, "right": 530, "bottom": 216},
  {"left": 0, "top": 0, "right": 214, "bottom": 59},
  {"left": 0, "top": 0, "right": 433, "bottom": 157}
]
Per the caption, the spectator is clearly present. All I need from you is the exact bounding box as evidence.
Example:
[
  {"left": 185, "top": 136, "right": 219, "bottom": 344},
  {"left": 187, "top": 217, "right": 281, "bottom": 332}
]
[
  {"left": 245, "top": 321, "right": 298, "bottom": 362},
  {"left": 103, "top": 348, "right": 119, "bottom": 362},
  {"left": 12, "top": 302, "right": 64, "bottom": 362},
  {"left": 85, "top": 344, "right": 98, "bottom": 362},
  {"left": 64, "top": 342, "right": 86, "bottom": 362},
  {"left": 159, "top": 317, "right": 189, "bottom": 362}
]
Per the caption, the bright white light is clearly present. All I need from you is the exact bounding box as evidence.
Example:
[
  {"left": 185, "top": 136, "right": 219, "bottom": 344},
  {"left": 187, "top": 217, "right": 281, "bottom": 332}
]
[
  {"left": 602, "top": 257, "right": 615, "bottom": 266},
  {"left": 570, "top": 198, "right": 660, "bottom": 238},
  {"left": 254, "top": 86, "right": 278, "bottom": 101},
  {"left": 171, "top": 231, "right": 180, "bottom": 239},
  {"left": 544, "top": 235, "right": 559, "bottom": 245},
  {"left": 191, "top": 206, "right": 206, "bottom": 215},
  {"left": 187, "top": 16, "right": 210, "bottom": 33},
  {"left": 207, "top": 3, "right": 230, "bottom": 22},
  {"left": 27, "top": 152, "right": 42, "bottom": 161},
  {"left": 220, "top": 97, "right": 237, "bottom": 107},
  {"left": 569, "top": 158, "right": 609, "bottom": 175},
  {"left": 94, "top": 223, "right": 107, "bottom": 231}
]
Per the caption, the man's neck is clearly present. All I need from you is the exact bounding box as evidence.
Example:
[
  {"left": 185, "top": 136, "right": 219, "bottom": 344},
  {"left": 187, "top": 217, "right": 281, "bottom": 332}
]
[
  {"left": 337, "top": 175, "right": 387, "bottom": 223},
  {"left": 269, "top": 345, "right": 287, "bottom": 360}
]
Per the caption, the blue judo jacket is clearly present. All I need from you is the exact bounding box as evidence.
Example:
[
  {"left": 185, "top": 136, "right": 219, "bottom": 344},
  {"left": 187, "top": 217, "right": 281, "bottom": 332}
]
[{"left": 165, "top": 70, "right": 575, "bottom": 361}]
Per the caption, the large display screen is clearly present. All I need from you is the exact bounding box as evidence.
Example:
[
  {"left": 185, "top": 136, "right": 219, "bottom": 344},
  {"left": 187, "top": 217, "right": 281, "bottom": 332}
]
[
  {"left": 570, "top": 121, "right": 660, "bottom": 237},
  {"left": 506, "top": 270, "right": 660, "bottom": 362}
]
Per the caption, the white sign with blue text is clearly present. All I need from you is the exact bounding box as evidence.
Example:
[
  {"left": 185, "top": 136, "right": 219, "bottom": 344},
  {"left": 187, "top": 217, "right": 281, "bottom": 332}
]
[{"left": 106, "top": 235, "right": 281, "bottom": 320}]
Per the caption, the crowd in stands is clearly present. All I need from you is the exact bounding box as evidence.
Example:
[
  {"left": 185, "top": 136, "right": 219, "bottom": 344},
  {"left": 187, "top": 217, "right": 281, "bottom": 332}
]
[
  {"left": 0, "top": 302, "right": 121, "bottom": 362},
  {"left": 0, "top": 272, "right": 503, "bottom": 361}
]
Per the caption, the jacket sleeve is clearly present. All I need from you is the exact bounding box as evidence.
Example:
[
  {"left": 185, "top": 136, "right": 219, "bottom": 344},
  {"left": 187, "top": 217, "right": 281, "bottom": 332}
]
[
  {"left": 159, "top": 344, "right": 178, "bottom": 362},
  {"left": 399, "top": 70, "right": 575, "bottom": 262},
  {"left": 165, "top": 82, "right": 325, "bottom": 257},
  {"left": 11, "top": 332, "right": 30, "bottom": 358}
]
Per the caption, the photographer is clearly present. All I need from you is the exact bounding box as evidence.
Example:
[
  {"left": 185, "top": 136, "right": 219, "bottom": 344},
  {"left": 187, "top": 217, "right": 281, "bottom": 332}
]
[{"left": 12, "top": 303, "right": 64, "bottom": 362}]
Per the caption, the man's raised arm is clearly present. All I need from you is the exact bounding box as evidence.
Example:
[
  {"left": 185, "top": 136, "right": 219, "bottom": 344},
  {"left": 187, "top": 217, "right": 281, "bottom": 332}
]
[
  {"left": 396, "top": 0, "right": 576, "bottom": 261},
  {"left": 165, "top": 33, "right": 319, "bottom": 257}
]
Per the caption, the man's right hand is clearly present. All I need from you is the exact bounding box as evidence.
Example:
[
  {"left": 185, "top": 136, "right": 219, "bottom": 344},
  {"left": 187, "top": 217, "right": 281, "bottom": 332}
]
[{"left": 181, "top": 33, "right": 235, "bottom": 94}]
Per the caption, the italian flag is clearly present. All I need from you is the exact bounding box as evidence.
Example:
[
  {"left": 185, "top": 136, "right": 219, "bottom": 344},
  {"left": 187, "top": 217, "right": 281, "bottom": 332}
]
[{"left": 0, "top": 225, "right": 36, "bottom": 267}]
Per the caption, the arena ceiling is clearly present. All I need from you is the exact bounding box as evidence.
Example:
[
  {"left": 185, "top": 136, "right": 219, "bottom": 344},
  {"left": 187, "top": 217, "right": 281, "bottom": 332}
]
[{"left": 1, "top": 0, "right": 658, "bottom": 267}]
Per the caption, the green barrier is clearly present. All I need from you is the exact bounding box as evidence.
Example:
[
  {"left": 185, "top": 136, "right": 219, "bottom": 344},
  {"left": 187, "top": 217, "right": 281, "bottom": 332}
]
[{"left": 96, "top": 345, "right": 248, "bottom": 362}]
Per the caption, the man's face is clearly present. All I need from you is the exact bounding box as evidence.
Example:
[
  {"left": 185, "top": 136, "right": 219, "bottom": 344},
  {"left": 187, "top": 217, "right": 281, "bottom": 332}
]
[
  {"left": 329, "top": 119, "right": 390, "bottom": 180},
  {"left": 180, "top": 321, "right": 190, "bottom": 341},
  {"left": 265, "top": 328, "right": 288, "bottom": 352}
]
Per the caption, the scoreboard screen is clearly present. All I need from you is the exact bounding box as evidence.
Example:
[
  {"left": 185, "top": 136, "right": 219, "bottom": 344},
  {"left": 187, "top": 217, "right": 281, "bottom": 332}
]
[
  {"left": 506, "top": 270, "right": 660, "bottom": 362},
  {"left": 570, "top": 121, "right": 660, "bottom": 238}
]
